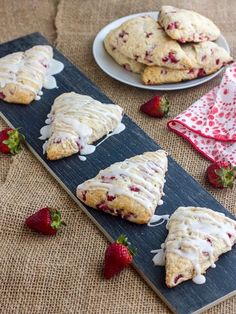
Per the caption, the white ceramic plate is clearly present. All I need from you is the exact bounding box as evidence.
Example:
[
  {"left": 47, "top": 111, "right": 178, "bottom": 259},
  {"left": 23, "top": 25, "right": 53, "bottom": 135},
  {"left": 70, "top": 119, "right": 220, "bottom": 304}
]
[{"left": 93, "top": 11, "right": 230, "bottom": 90}]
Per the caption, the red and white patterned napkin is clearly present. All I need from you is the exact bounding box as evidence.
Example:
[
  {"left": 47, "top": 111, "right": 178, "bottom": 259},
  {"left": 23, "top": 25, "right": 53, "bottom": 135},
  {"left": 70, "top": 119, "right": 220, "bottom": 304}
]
[{"left": 168, "top": 63, "right": 236, "bottom": 165}]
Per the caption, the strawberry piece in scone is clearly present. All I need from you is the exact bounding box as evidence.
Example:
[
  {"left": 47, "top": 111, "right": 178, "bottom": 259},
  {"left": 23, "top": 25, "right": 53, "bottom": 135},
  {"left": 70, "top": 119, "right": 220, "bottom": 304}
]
[
  {"left": 142, "top": 41, "right": 233, "bottom": 85},
  {"left": 107, "top": 16, "right": 193, "bottom": 69},
  {"left": 158, "top": 6, "right": 220, "bottom": 43}
]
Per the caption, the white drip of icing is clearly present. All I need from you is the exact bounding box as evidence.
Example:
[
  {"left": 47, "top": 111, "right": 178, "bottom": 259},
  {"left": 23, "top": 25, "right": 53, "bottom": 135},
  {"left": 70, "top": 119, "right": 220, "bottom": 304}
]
[
  {"left": 192, "top": 274, "right": 206, "bottom": 285},
  {"left": 148, "top": 214, "right": 169, "bottom": 227},
  {"left": 79, "top": 156, "right": 87, "bottom": 161},
  {"left": 78, "top": 122, "right": 126, "bottom": 158},
  {"left": 151, "top": 243, "right": 165, "bottom": 266}
]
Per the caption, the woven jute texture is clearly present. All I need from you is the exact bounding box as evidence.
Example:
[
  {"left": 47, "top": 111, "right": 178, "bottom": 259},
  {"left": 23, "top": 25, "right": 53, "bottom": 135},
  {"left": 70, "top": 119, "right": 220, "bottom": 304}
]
[{"left": 0, "top": 0, "right": 236, "bottom": 313}]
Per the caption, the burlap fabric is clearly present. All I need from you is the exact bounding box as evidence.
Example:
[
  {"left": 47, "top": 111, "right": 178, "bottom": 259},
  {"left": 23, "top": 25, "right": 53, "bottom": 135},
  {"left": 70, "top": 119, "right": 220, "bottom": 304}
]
[{"left": 0, "top": 0, "right": 235, "bottom": 313}]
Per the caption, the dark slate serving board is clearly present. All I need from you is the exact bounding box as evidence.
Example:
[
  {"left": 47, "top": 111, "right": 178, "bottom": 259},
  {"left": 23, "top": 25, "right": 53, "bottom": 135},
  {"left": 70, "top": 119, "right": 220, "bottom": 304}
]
[{"left": 0, "top": 33, "right": 236, "bottom": 314}]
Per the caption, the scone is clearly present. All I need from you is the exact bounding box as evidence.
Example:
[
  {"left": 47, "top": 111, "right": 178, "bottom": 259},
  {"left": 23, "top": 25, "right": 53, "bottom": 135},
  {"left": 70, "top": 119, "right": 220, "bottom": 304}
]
[
  {"left": 107, "top": 16, "right": 193, "bottom": 69},
  {"left": 158, "top": 6, "right": 220, "bottom": 43},
  {"left": 165, "top": 207, "right": 236, "bottom": 287},
  {"left": 104, "top": 30, "right": 145, "bottom": 74},
  {"left": 142, "top": 41, "right": 233, "bottom": 85},
  {"left": 0, "top": 45, "right": 53, "bottom": 104},
  {"left": 40, "top": 92, "right": 123, "bottom": 160},
  {"left": 76, "top": 150, "right": 168, "bottom": 224}
]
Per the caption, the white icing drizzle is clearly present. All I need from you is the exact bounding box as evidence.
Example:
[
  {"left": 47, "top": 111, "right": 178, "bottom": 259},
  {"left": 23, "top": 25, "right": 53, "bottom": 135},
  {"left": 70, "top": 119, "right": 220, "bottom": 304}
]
[
  {"left": 79, "top": 156, "right": 87, "bottom": 161},
  {"left": 0, "top": 45, "right": 64, "bottom": 101},
  {"left": 78, "top": 122, "right": 126, "bottom": 158},
  {"left": 151, "top": 243, "right": 166, "bottom": 266},
  {"left": 151, "top": 207, "right": 236, "bottom": 285},
  {"left": 39, "top": 93, "right": 124, "bottom": 158},
  {"left": 148, "top": 214, "right": 169, "bottom": 227},
  {"left": 77, "top": 150, "right": 168, "bottom": 213}
]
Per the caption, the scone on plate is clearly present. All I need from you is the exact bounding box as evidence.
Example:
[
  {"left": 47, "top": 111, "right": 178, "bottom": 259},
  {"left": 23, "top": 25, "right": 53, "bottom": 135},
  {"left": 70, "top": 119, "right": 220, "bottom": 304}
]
[
  {"left": 76, "top": 150, "right": 168, "bottom": 224},
  {"left": 158, "top": 6, "right": 220, "bottom": 43},
  {"left": 0, "top": 45, "right": 53, "bottom": 104},
  {"left": 164, "top": 207, "right": 236, "bottom": 287},
  {"left": 40, "top": 92, "right": 124, "bottom": 160},
  {"left": 106, "top": 16, "right": 193, "bottom": 69},
  {"left": 104, "top": 29, "right": 145, "bottom": 74},
  {"left": 142, "top": 41, "right": 233, "bottom": 85}
]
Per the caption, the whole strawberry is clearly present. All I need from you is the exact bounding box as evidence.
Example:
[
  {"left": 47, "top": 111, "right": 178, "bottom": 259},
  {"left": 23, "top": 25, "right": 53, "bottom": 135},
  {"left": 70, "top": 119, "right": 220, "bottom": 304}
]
[
  {"left": 0, "top": 128, "right": 24, "bottom": 154},
  {"left": 140, "top": 95, "right": 169, "bottom": 118},
  {"left": 25, "top": 207, "right": 66, "bottom": 235},
  {"left": 104, "top": 234, "right": 136, "bottom": 279},
  {"left": 207, "top": 161, "right": 236, "bottom": 189}
]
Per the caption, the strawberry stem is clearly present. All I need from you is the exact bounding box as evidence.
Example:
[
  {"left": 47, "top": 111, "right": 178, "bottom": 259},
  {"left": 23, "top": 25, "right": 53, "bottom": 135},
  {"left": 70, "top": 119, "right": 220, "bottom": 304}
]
[
  {"left": 3, "top": 128, "right": 25, "bottom": 154},
  {"left": 116, "top": 234, "right": 137, "bottom": 256},
  {"left": 50, "top": 209, "right": 66, "bottom": 230}
]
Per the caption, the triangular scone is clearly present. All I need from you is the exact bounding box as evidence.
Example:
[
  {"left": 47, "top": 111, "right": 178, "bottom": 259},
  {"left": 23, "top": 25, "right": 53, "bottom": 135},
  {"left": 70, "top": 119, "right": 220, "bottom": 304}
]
[
  {"left": 0, "top": 45, "right": 53, "bottom": 104},
  {"left": 165, "top": 207, "right": 236, "bottom": 287},
  {"left": 107, "top": 16, "right": 193, "bottom": 69},
  {"left": 158, "top": 6, "right": 220, "bottom": 43},
  {"left": 104, "top": 30, "right": 145, "bottom": 74},
  {"left": 142, "top": 41, "right": 233, "bottom": 85},
  {"left": 76, "top": 150, "right": 168, "bottom": 224},
  {"left": 41, "top": 92, "right": 123, "bottom": 160}
]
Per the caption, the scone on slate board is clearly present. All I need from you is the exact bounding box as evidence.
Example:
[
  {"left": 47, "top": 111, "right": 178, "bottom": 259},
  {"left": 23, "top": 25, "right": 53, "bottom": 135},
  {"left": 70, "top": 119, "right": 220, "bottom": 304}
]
[
  {"left": 0, "top": 45, "right": 53, "bottom": 104},
  {"left": 106, "top": 16, "right": 193, "bottom": 69},
  {"left": 40, "top": 92, "right": 124, "bottom": 160},
  {"left": 164, "top": 207, "right": 236, "bottom": 287},
  {"left": 158, "top": 6, "right": 220, "bottom": 43},
  {"left": 142, "top": 41, "right": 233, "bottom": 85},
  {"left": 76, "top": 150, "right": 168, "bottom": 224}
]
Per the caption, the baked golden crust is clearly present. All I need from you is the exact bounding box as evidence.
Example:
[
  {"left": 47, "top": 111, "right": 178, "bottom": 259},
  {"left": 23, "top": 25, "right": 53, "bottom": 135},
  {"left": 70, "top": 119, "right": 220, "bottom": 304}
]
[
  {"left": 76, "top": 150, "right": 168, "bottom": 224},
  {"left": 0, "top": 45, "right": 53, "bottom": 105},
  {"left": 106, "top": 16, "right": 193, "bottom": 69},
  {"left": 104, "top": 29, "right": 145, "bottom": 74},
  {"left": 164, "top": 207, "right": 236, "bottom": 287},
  {"left": 142, "top": 42, "right": 233, "bottom": 85}
]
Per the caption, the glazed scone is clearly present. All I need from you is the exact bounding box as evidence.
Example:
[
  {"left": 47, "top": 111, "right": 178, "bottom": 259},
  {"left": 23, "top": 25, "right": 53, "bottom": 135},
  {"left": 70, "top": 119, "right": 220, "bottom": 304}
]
[
  {"left": 104, "top": 30, "right": 145, "bottom": 74},
  {"left": 107, "top": 16, "right": 193, "bottom": 69},
  {"left": 76, "top": 150, "right": 168, "bottom": 224},
  {"left": 40, "top": 92, "right": 124, "bottom": 160},
  {"left": 164, "top": 207, "right": 236, "bottom": 287},
  {"left": 158, "top": 6, "right": 220, "bottom": 43},
  {"left": 142, "top": 41, "right": 233, "bottom": 85},
  {"left": 0, "top": 45, "right": 53, "bottom": 104}
]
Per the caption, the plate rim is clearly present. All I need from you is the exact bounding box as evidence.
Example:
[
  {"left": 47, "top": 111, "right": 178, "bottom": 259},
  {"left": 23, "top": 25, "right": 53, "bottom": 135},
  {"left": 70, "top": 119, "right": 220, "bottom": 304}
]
[{"left": 93, "top": 11, "right": 230, "bottom": 91}]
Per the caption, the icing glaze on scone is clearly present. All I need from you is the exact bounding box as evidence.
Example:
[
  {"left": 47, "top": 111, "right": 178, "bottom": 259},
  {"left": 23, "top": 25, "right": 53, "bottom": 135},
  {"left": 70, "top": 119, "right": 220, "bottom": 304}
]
[
  {"left": 0, "top": 45, "right": 64, "bottom": 104},
  {"left": 142, "top": 41, "right": 233, "bottom": 85},
  {"left": 39, "top": 92, "right": 124, "bottom": 160},
  {"left": 158, "top": 6, "right": 220, "bottom": 43},
  {"left": 152, "top": 207, "right": 236, "bottom": 287},
  {"left": 76, "top": 150, "right": 168, "bottom": 224},
  {"left": 107, "top": 16, "right": 193, "bottom": 69}
]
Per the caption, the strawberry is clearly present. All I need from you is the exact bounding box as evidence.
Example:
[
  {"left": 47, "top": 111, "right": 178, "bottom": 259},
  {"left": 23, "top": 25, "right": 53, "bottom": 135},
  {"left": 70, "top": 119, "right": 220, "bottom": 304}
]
[
  {"left": 140, "top": 95, "right": 169, "bottom": 118},
  {"left": 0, "top": 128, "right": 24, "bottom": 154},
  {"left": 104, "top": 234, "right": 136, "bottom": 279},
  {"left": 206, "top": 161, "right": 236, "bottom": 189},
  {"left": 25, "top": 207, "right": 66, "bottom": 235}
]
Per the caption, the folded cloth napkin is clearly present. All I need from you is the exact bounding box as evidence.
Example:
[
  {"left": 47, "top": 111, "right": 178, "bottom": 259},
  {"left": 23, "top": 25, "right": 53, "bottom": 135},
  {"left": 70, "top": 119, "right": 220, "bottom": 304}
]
[{"left": 168, "top": 63, "right": 236, "bottom": 165}]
